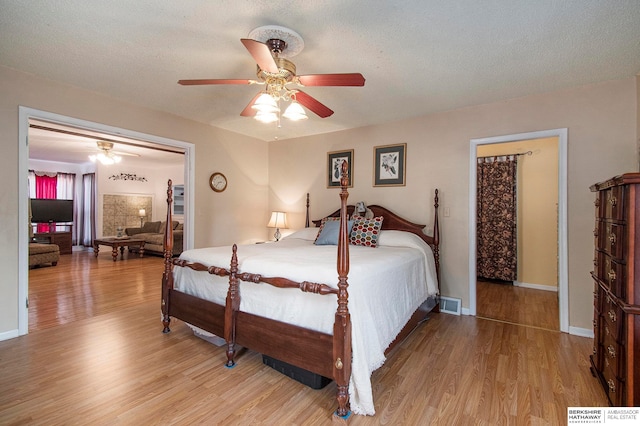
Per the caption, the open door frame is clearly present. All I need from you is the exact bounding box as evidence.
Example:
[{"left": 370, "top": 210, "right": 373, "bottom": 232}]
[
  {"left": 17, "top": 106, "right": 195, "bottom": 336},
  {"left": 469, "top": 128, "right": 568, "bottom": 333}
]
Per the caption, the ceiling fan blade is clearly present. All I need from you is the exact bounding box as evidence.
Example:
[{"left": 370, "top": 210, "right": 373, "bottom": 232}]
[
  {"left": 240, "top": 92, "right": 261, "bottom": 117},
  {"left": 178, "top": 79, "right": 251, "bottom": 85},
  {"left": 241, "top": 39, "right": 279, "bottom": 74},
  {"left": 294, "top": 90, "right": 334, "bottom": 118},
  {"left": 297, "top": 73, "right": 365, "bottom": 87}
]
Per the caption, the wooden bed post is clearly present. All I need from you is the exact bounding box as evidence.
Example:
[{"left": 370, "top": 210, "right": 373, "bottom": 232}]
[
  {"left": 305, "top": 192, "right": 310, "bottom": 228},
  {"left": 162, "top": 180, "right": 174, "bottom": 333},
  {"left": 224, "top": 244, "right": 240, "bottom": 368},
  {"left": 433, "top": 189, "right": 440, "bottom": 283},
  {"left": 333, "top": 161, "right": 352, "bottom": 418}
]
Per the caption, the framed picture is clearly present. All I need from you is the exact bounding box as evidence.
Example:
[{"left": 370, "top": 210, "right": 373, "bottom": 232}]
[
  {"left": 374, "top": 143, "right": 406, "bottom": 187},
  {"left": 327, "top": 150, "right": 354, "bottom": 188}
]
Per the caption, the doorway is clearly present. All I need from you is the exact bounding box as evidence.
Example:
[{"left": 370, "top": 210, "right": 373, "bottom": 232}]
[
  {"left": 469, "top": 129, "right": 568, "bottom": 333},
  {"left": 18, "top": 107, "right": 196, "bottom": 335}
]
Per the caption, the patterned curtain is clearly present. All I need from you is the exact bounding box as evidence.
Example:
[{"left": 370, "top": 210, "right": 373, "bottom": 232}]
[{"left": 477, "top": 155, "right": 518, "bottom": 281}]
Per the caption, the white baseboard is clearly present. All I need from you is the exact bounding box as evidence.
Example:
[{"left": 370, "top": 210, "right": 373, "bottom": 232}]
[
  {"left": 461, "top": 307, "right": 471, "bottom": 316},
  {"left": 0, "top": 328, "right": 19, "bottom": 342},
  {"left": 569, "top": 326, "right": 593, "bottom": 338},
  {"left": 514, "top": 281, "right": 558, "bottom": 292}
]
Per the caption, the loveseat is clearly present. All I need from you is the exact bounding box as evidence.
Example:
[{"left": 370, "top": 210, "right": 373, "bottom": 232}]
[
  {"left": 124, "top": 220, "right": 183, "bottom": 256},
  {"left": 29, "top": 242, "right": 60, "bottom": 268}
]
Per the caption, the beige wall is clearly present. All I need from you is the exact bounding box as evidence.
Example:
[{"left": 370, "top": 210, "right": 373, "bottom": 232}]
[
  {"left": 477, "top": 138, "right": 558, "bottom": 289},
  {"left": 2, "top": 64, "right": 638, "bottom": 336},
  {"left": 0, "top": 65, "right": 269, "bottom": 336},
  {"left": 269, "top": 77, "right": 638, "bottom": 331}
]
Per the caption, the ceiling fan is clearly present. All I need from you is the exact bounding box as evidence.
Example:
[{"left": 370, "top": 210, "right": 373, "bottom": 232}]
[
  {"left": 178, "top": 25, "right": 365, "bottom": 122},
  {"left": 88, "top": 141, "right": 137, "bottom": 165}
]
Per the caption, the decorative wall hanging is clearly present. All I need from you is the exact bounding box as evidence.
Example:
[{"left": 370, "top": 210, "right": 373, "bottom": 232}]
[
  {"left": 374, "top": 143, "right": 406, "bottom": 187},
  {"left": 108, "top": 173, "right": 147, "bottom": 182},
  {"left": 102, "top": 194, "right": 152, "bottom": 237},
  {"left": 327, "top": 149, "right": 353, "bottom": 188}
]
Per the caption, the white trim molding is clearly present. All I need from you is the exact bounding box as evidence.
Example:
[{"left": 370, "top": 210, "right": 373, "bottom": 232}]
[
  {"left": 18, "top": 106, "right": 196, "bottom": 336},
  {"left": 469, "top": 128, "right": 569, "bottom": 333}
]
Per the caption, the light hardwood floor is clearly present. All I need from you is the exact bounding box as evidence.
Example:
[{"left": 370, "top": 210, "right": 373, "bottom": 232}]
[
  {"left": 476, "top": 280, "right": 560, "bottom": 331},
  {"left": 0, "top": 250, "right": 607, "bottom": 424}
]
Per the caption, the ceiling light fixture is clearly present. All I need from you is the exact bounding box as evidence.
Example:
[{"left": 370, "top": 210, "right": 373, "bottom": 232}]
[
  {"left": 89, "top": 141, "right": 122, "bottom": 165},
  {"left": 282, "top": 99, "right": 308, "bottom": 121},
  {"left": 251, "top": 83, "right": 308, "bottom": 125}
]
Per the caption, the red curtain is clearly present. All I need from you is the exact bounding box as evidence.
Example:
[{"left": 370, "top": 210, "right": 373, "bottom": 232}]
[{"left": 35, "top": 175, "right": 57, "bottom": 233}]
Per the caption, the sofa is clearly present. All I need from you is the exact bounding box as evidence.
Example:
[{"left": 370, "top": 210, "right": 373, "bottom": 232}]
[
  {"left": 29, "top": 242, "right": 60, "bottom": 268},
  {"left": 125, "top": 220, "right": 183, "bottom": 256}
]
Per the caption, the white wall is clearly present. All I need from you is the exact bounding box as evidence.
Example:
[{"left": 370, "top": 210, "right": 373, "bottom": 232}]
[{"left": 96, "top": 162, "right": 184, "bottom": 237}]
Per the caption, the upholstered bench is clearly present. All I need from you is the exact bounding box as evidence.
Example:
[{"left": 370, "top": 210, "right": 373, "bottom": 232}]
[{"left": 29, "top": 243, "right": 60, "bottom": 268}]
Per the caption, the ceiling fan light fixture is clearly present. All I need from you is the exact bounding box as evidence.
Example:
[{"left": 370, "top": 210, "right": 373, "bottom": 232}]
[
  {"left": 251, "top": 93, "right": 280, "bottom": 113},
  {"left": 89, "top": 152, "right": 122, "bottom": 165},
  {"left": 89, "top": 141, "right": 123, "bottom": 165},
  {"left": 282, "top": 101, "right": 308, "bottom": 121},
  {"left": 254, "top": 111, "right": 279, "bottom": 123}
]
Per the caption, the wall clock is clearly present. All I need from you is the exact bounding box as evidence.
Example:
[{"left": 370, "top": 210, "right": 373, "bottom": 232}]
[{"left": 209, "top": 172, "right": 227, "bottom": 192}]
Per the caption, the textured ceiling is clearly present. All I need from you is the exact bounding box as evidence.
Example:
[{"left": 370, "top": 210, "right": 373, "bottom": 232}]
[{"left": 2, "top": 0, "right": 640, "bottom": 144}]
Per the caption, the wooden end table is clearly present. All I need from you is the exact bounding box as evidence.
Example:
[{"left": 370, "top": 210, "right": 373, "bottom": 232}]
[{"left": 93, "top": 237, "right": 146, "bottom": 262}]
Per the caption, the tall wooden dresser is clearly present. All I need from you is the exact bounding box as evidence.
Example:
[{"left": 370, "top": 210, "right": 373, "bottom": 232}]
[{"left": 590, "top": 174, "right": 640, "bottom": 406}]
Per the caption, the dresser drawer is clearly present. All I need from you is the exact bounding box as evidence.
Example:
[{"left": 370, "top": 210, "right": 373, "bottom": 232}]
[
  {"left": 594, "top": 251, "right": 607, "bottom": 283},
  {"left": 602, "top": 258, "right": 627, "bottom": 299},
  {"left": 602, "top": 364, "right": 625, "bottom": 406},
  {"left": 598, "top": 222, "right": 626, "bottom": 259},
  {"left": 593, "top": 282, "right": 602, "bottom": 313},
  {"left": 602, "top": 330, "right": 624, "bottom": 381},
  {"left": 602, "top": 293, "right": 625, "bottom": 343},
  {"left": 601, "top": 187, "right": 625, "bottom": 221}
]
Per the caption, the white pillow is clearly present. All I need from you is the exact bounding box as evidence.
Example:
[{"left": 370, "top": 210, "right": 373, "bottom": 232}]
[
  {"left": 377, "top": 230, "right": 431, "bottom": 252},
  {"left": 282, "top": 227, "right": 319, "bottom": 241}
]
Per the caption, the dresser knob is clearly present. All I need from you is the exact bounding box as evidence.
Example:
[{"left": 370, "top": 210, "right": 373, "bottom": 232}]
[
  {"left": 608, "top": 310, "right": 617, "bottom": 323},
  {"left": 607, "top": 345, "right": 616, "bottom": 358},
  {"left": 609, "top": 233, "right": 616, "bottom": 245},
  {"left": 608, "top": 269, "right": 616, "bottom": 282},
  {"left": 608, "top": 379, "right": 616, "bottom": 393},
  {"left": 609, "top": 195, "right": 617, "bottom": 207}
]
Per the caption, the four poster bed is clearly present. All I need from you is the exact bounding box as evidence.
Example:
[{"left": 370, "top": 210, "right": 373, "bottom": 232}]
[{"left": 161, "top": 162, "right": 441, "bottom": 417}]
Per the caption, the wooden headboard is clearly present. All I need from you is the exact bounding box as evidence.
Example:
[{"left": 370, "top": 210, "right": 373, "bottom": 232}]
[{"left": 311, "top": 191, "right": 440, "bottom": 281}]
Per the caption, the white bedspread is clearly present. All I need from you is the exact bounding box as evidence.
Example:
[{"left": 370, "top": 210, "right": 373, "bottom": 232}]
[{"left": 174, "top": 228, "right": 438, "bottom": 415}]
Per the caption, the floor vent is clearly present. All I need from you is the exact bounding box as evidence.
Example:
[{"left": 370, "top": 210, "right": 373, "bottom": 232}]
[{"left": 439, "top": 296, "right": 461, "bottom": 315}]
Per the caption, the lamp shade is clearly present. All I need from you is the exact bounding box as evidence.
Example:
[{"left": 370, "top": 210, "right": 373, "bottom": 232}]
[
  {"left": 254, "top": 111, "right": 279, "bottom": 123},
  {"left": 282, "top": 101, "right": 308, "bottom": 121},
  {"left": 139, "top": 209, "right": 146, "bottom": 217},
  {"left": 252, "top": 93, "right": 280, "bottom": 113},
  {"left": 89, "top": 152, "right": 122, "bottom": 165},
  {"left": 267, "top": 211, "right": 288, "bottom": 229}
]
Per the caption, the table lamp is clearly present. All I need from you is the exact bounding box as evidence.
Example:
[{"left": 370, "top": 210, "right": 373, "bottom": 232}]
[{"left": 267, "top": 211, "right": 288, "bottom": 241}]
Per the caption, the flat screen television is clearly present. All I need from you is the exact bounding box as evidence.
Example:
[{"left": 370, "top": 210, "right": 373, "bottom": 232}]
[{"left": 30, "top": 199, "right": 74, "bottom": 223}]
